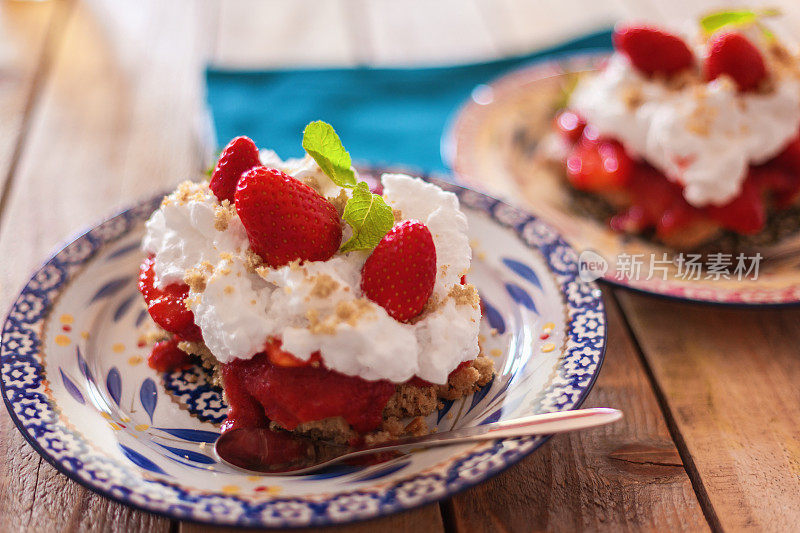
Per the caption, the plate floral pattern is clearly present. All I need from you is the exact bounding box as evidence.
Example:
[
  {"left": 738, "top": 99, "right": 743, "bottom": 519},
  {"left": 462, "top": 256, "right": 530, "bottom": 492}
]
[{"left": 1, "top": 176, "right": 606, "bottom": 527}]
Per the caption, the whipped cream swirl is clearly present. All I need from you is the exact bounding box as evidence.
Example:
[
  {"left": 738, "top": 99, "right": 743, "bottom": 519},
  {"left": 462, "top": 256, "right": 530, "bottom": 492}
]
[
  {"left": 570, "top": 45, "right": 800, "bottom": 207},
  {"left": 142, "top": 156, "right": 480, "bottom": 384}
]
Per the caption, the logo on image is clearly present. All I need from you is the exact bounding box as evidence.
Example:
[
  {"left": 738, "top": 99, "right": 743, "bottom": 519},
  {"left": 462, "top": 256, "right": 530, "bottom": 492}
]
[{"left": 578, "top": 250, "right": 608, "bottom": 282}]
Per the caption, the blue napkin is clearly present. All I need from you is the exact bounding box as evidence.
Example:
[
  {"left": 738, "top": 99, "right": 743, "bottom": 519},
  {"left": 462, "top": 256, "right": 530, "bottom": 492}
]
[{"left": 206, "top": 30, "right": 612, "bottom": 174}]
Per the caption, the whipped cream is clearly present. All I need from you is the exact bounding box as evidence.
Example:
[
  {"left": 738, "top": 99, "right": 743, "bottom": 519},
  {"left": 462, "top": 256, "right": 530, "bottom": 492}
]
[
  {"left": 570, "top": 43, "right": 800, "bottom": 207},
  {"left": 142, "top": 157, "right": 480, "bottom": 384}
]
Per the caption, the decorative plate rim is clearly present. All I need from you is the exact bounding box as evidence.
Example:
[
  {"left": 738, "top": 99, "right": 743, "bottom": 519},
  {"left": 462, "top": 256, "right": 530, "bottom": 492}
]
[
  {"left": 445, "top": 50, "right": 800, "bottom": 307},
  {"left": 1, "top": 176, "right": 607, "bottom": 528}
]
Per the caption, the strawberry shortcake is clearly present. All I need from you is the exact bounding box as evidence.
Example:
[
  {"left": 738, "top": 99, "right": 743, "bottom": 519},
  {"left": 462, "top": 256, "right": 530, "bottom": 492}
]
[
  {"left": 551, "top": 11, "right": 800, "bottom": 249},
  {"left": 138, "top": 122, "right": 493, "bottom": 444}
]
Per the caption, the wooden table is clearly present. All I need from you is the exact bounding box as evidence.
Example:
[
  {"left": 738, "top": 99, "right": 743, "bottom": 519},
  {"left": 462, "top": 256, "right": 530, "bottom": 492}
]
[{"left": 0, "top": 0, "right": 798, "bottom": 531}]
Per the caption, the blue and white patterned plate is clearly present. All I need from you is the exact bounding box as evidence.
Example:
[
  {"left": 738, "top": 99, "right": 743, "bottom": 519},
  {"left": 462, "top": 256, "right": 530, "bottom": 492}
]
[{"left": 1, "top": 176, "right": 606, "bottom": 528}]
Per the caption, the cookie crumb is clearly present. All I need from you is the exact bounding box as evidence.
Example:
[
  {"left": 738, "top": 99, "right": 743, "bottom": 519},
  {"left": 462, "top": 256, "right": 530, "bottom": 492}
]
[
  {"left": 329, "top": 189, "right": 349, "bottom": 215},
  {"left": 184, "top": 261, "right": 215, "bottom": 293},
  {"left": 448, "top": 283, "right": 480, "bottom": 309},
  {"left": 214, "top": 200, "right": 237, "bottom": 231},
  {"left": 309, "top": 274, "right": 340, "bottom": 299}
]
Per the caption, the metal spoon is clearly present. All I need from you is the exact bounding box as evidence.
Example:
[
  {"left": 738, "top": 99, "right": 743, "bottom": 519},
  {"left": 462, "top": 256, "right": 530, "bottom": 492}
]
[{"left": 214, "top": 407, "right": 622, "bottom": 475}]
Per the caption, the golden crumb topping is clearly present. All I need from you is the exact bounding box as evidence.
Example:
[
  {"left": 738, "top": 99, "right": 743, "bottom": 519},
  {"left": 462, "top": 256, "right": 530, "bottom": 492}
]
[
  {"left": 161, "top": 181, "right": 208, "bottom": 207},
  {"left": 306, "top": 298, "right": 375, "bottom": 335},
  {"left": 309, "top": 274, "right": 340, "bottom": 299},
  {"left": 214, "top": 200, "right": 237, "bottom": 232},
  {"left": 448, "top": 283, "right": 480, "bottom": 309},
  {"left": 184, "top": 261, "right": 215, "bottom": 293},
  {"left": 329, "top": 189, "right": 349, "bottom": 215}
]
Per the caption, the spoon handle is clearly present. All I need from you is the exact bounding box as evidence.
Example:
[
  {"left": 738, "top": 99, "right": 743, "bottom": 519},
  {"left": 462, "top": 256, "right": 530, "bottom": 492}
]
[{"left": 350, "top": 408, "right": 622, "bottom": 458}]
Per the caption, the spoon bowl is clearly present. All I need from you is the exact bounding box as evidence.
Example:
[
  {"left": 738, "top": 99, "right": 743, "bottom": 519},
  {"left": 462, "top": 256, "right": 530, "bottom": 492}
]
[{"left": 215, "top": 408, "right": 623, "bottom": 475}]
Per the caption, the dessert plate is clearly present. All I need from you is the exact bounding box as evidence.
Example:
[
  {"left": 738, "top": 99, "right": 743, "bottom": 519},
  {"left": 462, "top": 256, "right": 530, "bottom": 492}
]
[
  {"left": 1, "top": 174, "right": 605, "bottom": 527},
  {"left": 445, "top": 53, "right": 800, "bottom": 305}
]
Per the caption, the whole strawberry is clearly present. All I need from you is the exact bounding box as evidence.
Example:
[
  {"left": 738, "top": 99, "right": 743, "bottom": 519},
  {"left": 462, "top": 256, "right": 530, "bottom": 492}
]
[
  {"left": 138, "top": 256, "right": 202, "bottom": 342},
  {"left": 361, "top": 220, "right": 436, "bottom": 322},
  {"left": 235, "top": 166, "right": 342, "bottom": 267},
  {"left": 613, "top": 25, "right": 694, "bottom": 76},
  {"left": 210, "top": 136, "right": 261, "bottom": 203},
  {"left": 704, "top": 32, "right": 767, "bottom": 92}
]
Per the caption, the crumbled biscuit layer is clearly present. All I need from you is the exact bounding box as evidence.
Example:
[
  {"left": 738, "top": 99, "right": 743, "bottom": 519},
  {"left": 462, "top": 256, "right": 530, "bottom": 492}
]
[{"left": 179, "top": 341, "right": 495, "bottom": 444}]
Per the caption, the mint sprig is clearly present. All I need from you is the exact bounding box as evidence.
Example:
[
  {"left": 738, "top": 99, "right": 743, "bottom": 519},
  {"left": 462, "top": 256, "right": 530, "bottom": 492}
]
[
  {"left": 302, "top": 121, "right": 357, "bottom": 188},
  {"left": 339, "top": 182, "right": 394, "bottom": 252},
  {"left": 301, "top": 121, "right": 394, "bottom": 252},
  {"left": 700, "top": 8, "right": 780, "bottom": 38}
]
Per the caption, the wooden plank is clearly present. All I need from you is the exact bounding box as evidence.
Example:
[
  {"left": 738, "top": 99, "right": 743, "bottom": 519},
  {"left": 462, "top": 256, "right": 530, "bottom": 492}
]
[
  {"left": 443, "top": 295, "right": 709, "bottom": 531},
  {"left": 617, "top": 292, "right": 800, "bottom": 531},
  {"left": 0, "top": 0, "right": 60, "bottom": 211},
  {"left": 359, "top": 0, "right": 497, "bottom": 65},
  {"left": 213, "top": 0, "right": 359, "bottom": 68},
  {"left": 0, "top": 0, "right": 217, "bottom": 530},
  {"left": 0, "top": 1, "right": 68, "bottom": 530},
  {"left": 476, "top": 0, "right": 624, "bottom": 56},
  {"left": 182, "top": 504, "right": 444, "bottom": 533}
]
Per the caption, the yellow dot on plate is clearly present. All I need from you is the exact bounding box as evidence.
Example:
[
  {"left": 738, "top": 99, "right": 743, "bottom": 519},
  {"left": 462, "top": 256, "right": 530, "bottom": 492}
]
[
  {"left": 134, "top": 424, "right": 149, "bottom": 431},
  {"left": 128, "top": 356, "right": 143, "bottom": 366},
  {"left": 109, "top": 422, "right": 121, "bottom": 430},
  {"left": 263, "top": 486, "right": 281, "bottom": 495},
  {"left": 100, "top": 412, "right": 112, "bottom": 419},
  {"left": 246, "top": 475, "right": 261, "bottom": 482},
  {"left": 59, "top": 314, "right": 74, "bottom": 325},
  {"left": 54, "top": 335, "right": 71, "bottom": 346},
  {"left": 541, "top": 342, "right": 556, "bottom": 353},
  {"left": 490, "top": 349, "right": 502, "bottom": 358},
  {"left": 80, "top": 331, "right": 90, "bottom": 340},
  {"left": 543, "top": 322, "right": 555, "bottom": 332},
  {"left": 120, "top": 417, "right": 131, "bottom": 422},
  {"left": 221, "top": 485, "right": 240, "bottom": 495},
  {"left": 112, "top": 343, "right": 125, "bottom": 353}
]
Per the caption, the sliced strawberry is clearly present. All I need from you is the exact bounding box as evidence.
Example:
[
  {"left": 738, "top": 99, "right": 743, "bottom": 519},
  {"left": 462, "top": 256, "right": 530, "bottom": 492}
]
[
  {"left": 706, "top": 176, "right": 765, "bottom": 234},
  {"left": 751, "top": 163, "right": 800, "bottom": 209},
  {"left": 656, "top": 201, "right": 703, "bottom": 241},
  {"left": 775, "top": 134, "right": 800, "bottom": 175},
  {"left": 613, "top": 25, "right": 694, "bottom": 76},
  {"left": 210, "top": 136, "right": 261, "bottom": 203},
  {"left": 148, "top": 337, "right": 194, "bottom": 372},
  {"left": 609, "top": 204, "right": 648, "bottom": 234},
  {"left": 627, "top": 164, "right": 684, "bottom": 225},
  {"left": 264, "top": 338, "right": 321, "bottom": 368},
  {"left": 554, "top": 110, "right": 586, "bottom": 144},
  {"left": 235, "top": 166, "right": 342, "bottom": 268},
  {"left": 566, "top": 137, "right": 633, "bottom": 192},
  {"left": 704, "top": 32, "right": 767, "bottom": 92},
  {"left": 361, "top": 220, "right": 436, "bottom": 322},
  {"left": 138, "top": 256, "right": 202, "bottom": 341}
]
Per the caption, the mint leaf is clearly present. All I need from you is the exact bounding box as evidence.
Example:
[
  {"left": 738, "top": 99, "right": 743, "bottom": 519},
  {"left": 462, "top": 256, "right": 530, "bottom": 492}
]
[
  {"left": 302, "top": 121, "right": 357, "bottom": 188},
  {"left": 700, "top": 8, "right": 780, "bottom": 35},
  {"left": 340, "top": 182, "right": 394, "bottom": 252}
]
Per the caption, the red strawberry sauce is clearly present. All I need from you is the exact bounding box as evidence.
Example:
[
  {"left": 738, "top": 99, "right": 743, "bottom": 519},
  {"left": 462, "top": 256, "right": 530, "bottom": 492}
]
[
  {"left": 148, "top": 337, "right": 194, "bottom": 372},
  {"left": 556, "top": 111, "right": 800, "bottom": 237},
  {"left": 220, "top": 352, "right": 397, "bottom": 435}
]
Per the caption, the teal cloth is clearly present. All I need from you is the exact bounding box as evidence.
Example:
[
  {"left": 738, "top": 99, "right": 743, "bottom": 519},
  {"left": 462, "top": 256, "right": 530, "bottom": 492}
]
[{"left": 206, "top": 30, "right": 613, "bottom": 173}]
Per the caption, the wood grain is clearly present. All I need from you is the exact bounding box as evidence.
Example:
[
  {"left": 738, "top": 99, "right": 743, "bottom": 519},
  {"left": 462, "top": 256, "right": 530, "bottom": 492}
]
[
  {"left": 443, "top": 295, "right": 709, "bottom": 532},
  {"left": 0, "top": 0, "right": 62, "bottom": 213},
  {"left": 213, "top": 0, "right": 358, "bottom": 68},
  {"left": 182, "top": 503, "right": 444, "bottom": 533},
  {"left": 618, "top": 292, "right": 800, "bottom": 532},
  {"left": 0, "top": 0, "right": 216, "bottom": 530}
]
